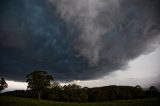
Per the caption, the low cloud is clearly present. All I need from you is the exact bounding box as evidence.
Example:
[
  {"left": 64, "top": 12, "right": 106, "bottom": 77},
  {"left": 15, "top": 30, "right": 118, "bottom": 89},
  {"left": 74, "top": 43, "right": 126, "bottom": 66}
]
[{"left": 0, "top": 0, "right": 160, "bottom": 81}]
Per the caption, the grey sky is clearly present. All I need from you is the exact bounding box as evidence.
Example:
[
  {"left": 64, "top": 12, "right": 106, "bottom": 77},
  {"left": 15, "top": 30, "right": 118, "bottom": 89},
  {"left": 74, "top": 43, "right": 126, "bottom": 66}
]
[
  {"left": 0, "top": 0, "right": 160, "bottom": 91},
  {"left": 4, "top": 46, "right": 160, "bottom": 91}
]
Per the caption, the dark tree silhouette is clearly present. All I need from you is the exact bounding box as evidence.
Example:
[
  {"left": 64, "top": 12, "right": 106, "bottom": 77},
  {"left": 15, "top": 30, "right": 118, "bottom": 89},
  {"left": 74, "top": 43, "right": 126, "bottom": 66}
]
[
  {"left": 26, "top": 70, "right": 53, "bottom": 99},
  {"left": 1, "top": 83, "right": 159, "bottom": 102},
  {"left": 146, "top": 86, "right": 160, "bottom": 97},
  {"left": 50, "top": 82, "right": 62, "bottom": 89},
  {"left": 0, "top": 78, "right": 8, "bottom": 92}
]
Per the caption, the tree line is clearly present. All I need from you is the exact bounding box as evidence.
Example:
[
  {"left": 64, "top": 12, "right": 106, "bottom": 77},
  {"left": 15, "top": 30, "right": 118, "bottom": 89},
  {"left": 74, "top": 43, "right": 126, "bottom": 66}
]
[{"left": 0, "top": 70, "right": 160, "bottom": 102}]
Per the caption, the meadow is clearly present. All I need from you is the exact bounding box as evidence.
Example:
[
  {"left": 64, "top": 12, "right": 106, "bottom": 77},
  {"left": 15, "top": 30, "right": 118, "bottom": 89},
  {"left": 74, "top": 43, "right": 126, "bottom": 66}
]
[{"left": 0, "top": 96, "right": 159, "bottom": 106}]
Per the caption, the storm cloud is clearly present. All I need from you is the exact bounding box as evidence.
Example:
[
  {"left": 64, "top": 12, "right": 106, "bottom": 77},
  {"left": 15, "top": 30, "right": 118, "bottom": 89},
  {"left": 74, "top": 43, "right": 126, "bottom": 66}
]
[{"left": 0, "top": 0, "right": 160, "bottom": 81}]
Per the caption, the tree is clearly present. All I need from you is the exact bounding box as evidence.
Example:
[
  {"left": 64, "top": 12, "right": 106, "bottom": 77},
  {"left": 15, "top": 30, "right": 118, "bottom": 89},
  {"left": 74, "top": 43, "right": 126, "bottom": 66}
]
[
  {"left": 0, "top": 78, "right": 8, "bottom": 92},
  {"left": 50, "top": 82, "right": 62, "bottom": 89},
  {"left": 26, "top": 70, "right": 53, "bottom": 99},
  {"left": 133, "top": 85, "right": 145, "bottom": 98},
  {"left": 48, "top": 82, "right": 63, "bottom": 101},
  {"left": 146, "top": 86, "right": 160, "bottom": 97}
]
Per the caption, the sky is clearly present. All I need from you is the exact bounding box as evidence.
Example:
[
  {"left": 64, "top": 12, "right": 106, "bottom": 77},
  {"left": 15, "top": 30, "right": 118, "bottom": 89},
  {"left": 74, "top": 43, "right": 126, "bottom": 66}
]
[
  {"left": 3, "top": 46, "right": 160, "bottom": 92},
  {"left": 0, "top": 0, "right": 160, "bottom": 91}
]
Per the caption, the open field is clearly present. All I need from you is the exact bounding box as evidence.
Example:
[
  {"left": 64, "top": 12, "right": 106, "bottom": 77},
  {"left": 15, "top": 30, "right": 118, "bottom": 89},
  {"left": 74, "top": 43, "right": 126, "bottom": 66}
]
[{"left": 0, "top": 96, "right": 160, "bottom": 106}]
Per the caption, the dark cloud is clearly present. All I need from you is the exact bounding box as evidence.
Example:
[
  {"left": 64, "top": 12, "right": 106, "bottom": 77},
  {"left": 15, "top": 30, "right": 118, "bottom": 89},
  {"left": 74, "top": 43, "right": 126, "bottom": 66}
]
[{"left": 0, "top": 0, "right": 160, "bottom": 81}]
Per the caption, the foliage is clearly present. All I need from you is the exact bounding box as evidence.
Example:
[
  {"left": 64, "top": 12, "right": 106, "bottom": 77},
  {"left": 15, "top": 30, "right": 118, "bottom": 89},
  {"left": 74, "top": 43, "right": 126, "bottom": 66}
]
[
  {"left": 145, "top": 86, "right": 160, "bottom": 97},
  {"left": 2, "top": 83, "right": 159, "bottom": 102},
  {"left": 26, "top": 70, "right": 53, "bottom": 99},
  {"left": 62, "top": 84, "right": 88, "bottom": 102},
  {"left": 0, "top": 78, "right": 8, "bottom": 92}
]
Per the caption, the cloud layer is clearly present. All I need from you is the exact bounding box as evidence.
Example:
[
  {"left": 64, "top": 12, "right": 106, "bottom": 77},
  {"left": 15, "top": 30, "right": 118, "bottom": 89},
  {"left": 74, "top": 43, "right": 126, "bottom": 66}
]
[{"left": 0, "top": 0, "right": 160, "bottom": 81}]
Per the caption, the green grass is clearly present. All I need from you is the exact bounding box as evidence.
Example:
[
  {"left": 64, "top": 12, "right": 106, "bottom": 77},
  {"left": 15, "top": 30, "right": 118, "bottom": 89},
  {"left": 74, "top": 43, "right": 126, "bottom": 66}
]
[{"left": 0, "top": 96, "right": 160, "bottom": 106}]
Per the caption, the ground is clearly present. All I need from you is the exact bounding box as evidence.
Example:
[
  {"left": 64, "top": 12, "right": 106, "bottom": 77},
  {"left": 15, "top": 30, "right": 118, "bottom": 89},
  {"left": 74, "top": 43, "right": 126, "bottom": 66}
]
[{"left": 0, "top": 96, "right": 160, "bottom": 106}]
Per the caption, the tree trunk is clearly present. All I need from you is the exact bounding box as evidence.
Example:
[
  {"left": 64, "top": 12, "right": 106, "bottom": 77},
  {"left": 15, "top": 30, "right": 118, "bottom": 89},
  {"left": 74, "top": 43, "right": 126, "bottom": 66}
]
[{"left": 38, "top": 91, "right": 41, "bottom": 100}]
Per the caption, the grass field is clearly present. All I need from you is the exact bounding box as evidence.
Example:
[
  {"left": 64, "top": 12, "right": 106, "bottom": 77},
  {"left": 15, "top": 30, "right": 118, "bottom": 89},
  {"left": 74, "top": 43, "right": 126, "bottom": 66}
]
[{"left": 0, "top": 96, "right": 160, "bottom": 106}]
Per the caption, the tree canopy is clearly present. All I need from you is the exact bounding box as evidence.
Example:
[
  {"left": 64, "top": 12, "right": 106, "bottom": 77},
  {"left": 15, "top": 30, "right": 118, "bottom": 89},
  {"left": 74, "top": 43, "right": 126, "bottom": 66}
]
[
  {"left": 0, "top": 78, "right": 8, "bottom": 92},
  {"left": 26, "top": 70, "right": 53, "bottom": 99}
]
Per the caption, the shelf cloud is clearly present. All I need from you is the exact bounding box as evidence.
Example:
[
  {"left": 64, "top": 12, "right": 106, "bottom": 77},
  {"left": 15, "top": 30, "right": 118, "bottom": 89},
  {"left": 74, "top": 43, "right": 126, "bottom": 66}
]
[{"left": 0, "top": 0, "right": 160, "bottom": 81}]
